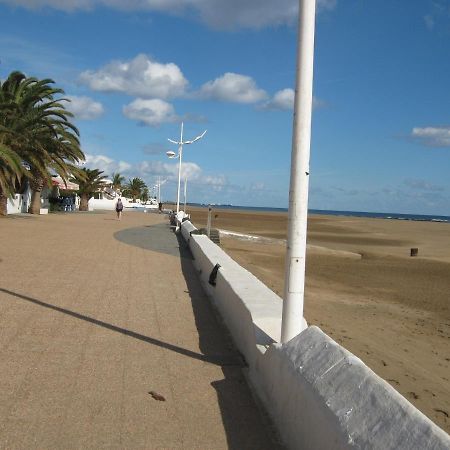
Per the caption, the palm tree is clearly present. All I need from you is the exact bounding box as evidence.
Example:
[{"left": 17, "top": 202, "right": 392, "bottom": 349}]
[
  {"left": 111, "top": 172, "right": 125, "bottom": 193},
  {"left": 0, "top": 72, "right": 35, "bottom": 215},
  {"left": 0, "top": 71, "right": 85, "bottom": 215},
  {"left": 123, "top": 177, "right": 146, "bottom": 202},
  {"left": 27, "top": 126, "right": 84, "bottom": 214},
  {"left": 71, "top": 168, "right": 107, "bottom": 211},
  {"left": 25, "top": 82, "right": 83, "bottom": 214},
  {"left": 141, "top": 187, "right": 149, "bottom": 204},
  {"left": 0, "top": 146, "right": 25, "bottom": 215}
]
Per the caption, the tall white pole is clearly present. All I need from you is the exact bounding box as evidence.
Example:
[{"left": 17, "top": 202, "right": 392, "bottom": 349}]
[
  {"left": 206, "top": 205, "right": 212, "bottom": 238},
  {"left": 184, "top": 177, "right": 187, "bottom": 211},
  {"left": 176, "top": 122, "right": 184, "bottom": 215},
  {"left": 281, "top": 0, "right": 317, "bottom": 344},
  {"left": 158, "top": 176, "right": 161, "bottom": 203}
]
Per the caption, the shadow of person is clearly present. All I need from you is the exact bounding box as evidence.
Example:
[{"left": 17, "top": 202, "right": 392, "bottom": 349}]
[{"left": 175, "top": 232, "right": 284, "bottom": 450}]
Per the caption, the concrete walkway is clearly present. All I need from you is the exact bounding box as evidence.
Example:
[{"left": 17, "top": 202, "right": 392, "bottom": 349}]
[{"left": 0, "top": 211, "right": 282, "bottom": 449}]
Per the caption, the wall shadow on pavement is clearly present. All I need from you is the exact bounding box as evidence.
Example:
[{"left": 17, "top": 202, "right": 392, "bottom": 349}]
[
  {"left": 175, "top": 232, "right": 284, "bottom": 450},
  {"left": 113, "top": 220, "right": 283, "bottom": 448}
]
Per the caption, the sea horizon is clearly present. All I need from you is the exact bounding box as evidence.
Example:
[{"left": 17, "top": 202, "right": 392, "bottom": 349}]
[{"left": 182, "top": 203, "right": 450, "bottom": 223}]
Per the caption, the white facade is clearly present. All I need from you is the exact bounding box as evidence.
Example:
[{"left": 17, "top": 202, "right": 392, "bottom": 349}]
[
  {"left": 6, "top": 192, "right": 30, "bottom": 214},
  {"left": 88, "top": 195, "right": 158, "bottom": 211},
  {"left": 6, "top": 183, "right": 158, "bottom": 214},
  {"left": 7, "top": 186, "right": 52, "bottom": 215}
]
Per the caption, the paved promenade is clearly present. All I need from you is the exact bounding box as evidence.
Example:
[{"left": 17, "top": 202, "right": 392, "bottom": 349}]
[{"left": 0, "top": 211, "right": 281, "bottom": 449}]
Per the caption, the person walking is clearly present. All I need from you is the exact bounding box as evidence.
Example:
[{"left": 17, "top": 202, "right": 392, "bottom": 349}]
[{"left": 115, "top": 197, "right": 124, "bottom": 220}]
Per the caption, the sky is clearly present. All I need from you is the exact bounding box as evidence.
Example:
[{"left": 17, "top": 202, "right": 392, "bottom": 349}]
[{"left": 0, "top": 0, "right": 449, "bottom": 215}]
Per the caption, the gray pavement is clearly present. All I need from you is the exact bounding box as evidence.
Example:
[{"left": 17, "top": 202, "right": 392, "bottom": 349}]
[{"left": 0, "top": 211, "right": 282, "bottom": 450}]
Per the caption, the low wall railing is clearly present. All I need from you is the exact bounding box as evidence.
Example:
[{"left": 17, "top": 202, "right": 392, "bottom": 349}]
[{"left": 180, "top": 219, "right": 450, "bottom": 450}]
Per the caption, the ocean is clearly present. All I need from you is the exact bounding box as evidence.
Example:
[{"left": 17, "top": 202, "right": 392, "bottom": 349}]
[{"left": 187, "top": 203, "right": 450, "bottom": 223}]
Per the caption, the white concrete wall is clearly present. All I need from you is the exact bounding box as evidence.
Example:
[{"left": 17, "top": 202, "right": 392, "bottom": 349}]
[
  {"left": 89, "top": 197, "right": 121, "bottom": 210},
  {"left": 89, "top": 197, "right": 150, "bottom": 211},
  {"left": 180, "top": 220, "right": 450, "bottom": 450},
  {"left": 7, "top": 190, "right": 31, "bottom": 214},
  {"left": 7, "top": 194, "right": 22, "bottom": 214},
  {"left": 7, "top": 187, "right": 53, "bottom": 214},
  {"left": 183, "top": 223, "right": 301, "bottom": 367},
  {"left": 256, "top": 326, "right": 449, "bottom": 450}
]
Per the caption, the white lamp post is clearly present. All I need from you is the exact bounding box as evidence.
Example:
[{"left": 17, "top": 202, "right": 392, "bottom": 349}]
[
  {"left": 183, "top": 177, "right": 188, "bottom": 212},
  {"left": 167, "top": 122, "right": 207, "bottom": 221},
  {"left": 281, "top": 0, "right": 317, "bottom": 344},
  {"left": 157, "top": 176, "right": 161, "bottom": 203}
]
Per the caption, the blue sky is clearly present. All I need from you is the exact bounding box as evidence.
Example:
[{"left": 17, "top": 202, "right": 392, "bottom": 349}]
[{"left": 1, "top": 0, "right": 449, "bottom": 214}]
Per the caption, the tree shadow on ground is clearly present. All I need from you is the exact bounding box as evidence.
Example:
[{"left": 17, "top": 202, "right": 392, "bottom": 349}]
[{"left": 114, "top": 223, "right": 191, "bottom": 258}]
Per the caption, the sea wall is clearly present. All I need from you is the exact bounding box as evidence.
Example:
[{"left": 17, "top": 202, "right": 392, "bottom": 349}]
[{"left": 180, "top": 220, "right": 450, "bottom": 450}]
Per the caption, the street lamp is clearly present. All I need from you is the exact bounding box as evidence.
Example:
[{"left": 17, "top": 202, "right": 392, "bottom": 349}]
[
  {"left": 166, "top": 122, "right": 207, "bottom": 222},
  {"left": 183, "top": 176, "right": 188, "bottom": 212}
]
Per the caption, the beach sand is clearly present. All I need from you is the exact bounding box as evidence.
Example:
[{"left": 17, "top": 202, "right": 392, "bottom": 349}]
[{"left": 186, "top": 206, "right": 450, "bottom": 433}]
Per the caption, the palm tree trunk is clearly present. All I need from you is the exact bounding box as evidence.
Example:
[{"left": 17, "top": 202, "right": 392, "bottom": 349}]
[
  {"left": 29, "top": 190, "right": 42, "bottom": 214},
  {"left": 28, "top": 176, "right": 44, "bottom": 214},
  {"left": 79, "top": 194, "right": 89, "bottom": 211},
  {"left": 0, "top": 192, "right": 7, "bottom": 216}
]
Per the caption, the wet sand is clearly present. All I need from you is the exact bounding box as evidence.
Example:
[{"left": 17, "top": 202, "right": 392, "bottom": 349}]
[{"left": 186, "top": 205, "right": 450, "bottom": 433}]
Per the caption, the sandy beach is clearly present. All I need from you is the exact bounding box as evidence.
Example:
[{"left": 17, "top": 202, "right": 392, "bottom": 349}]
[{"left": 186, "top": 205, "right": 450, "bottom": 433}]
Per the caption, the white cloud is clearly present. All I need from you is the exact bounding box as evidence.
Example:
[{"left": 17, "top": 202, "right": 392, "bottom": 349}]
[
  {"left": 423, "top": 1, "right": 450, "bottom": 33},
  {"left": 411, "top": 126, "right": 450, "bottom": 147},
  {"left": 424, "top": 14, "right": 435, "bottom": 30},
  {"left": 250, "top": 181, "right": 265, "bottom": 191},
  {"left": 192, "top": 0, "right": 335, "bottom": 29},
  {"left": 138, "top": 160, "right": 202, "bottom": 181},
  {"left": 142, "top": 143, "right": 168, "bottom": 155},
  {"left": 265, "top": 88, "right": 294, "bottom": 110},
  {"left": 85, "top": 153, "right": 132, "bottom": 175},
  {"left": 403, "top": 178, "right": 444, "bottom": 192},
  {"left": 201, "top": 175, "right": 228, "bottom": 191},
  {"left": 85, "top": 155, "right": 225, "bottom": 206},
  {"left": 66, "top": 95, "right": 104, "bottom": 120},
  {"left": 82, "top": 152, "right": 299, "bottom": 206},
  {"left": 199, "top": 72, "right": 267, "bottom": 104},
  {"left": 84, "top": 154, "right": 202, "bottom": 185},
  {"left": 0, "top": 35, "right": 77, "bottom": 78},
  {"left": 83, "top": 153, "right": 231, "bottom": 199},
  {"left": 0, "top": 0, "right": 90, "bottom": 12},
  {"left": 260, "top": 88, "right": 324, "bottom": 111},
  {"left": 79, "top": 54, "right": 188, "bottom": 99},
  {"left": 123, "top": 98, "right": 178, "bottom": 127},
  {"left": 0, "top": 0, "right": 338, "bottom": 29}
]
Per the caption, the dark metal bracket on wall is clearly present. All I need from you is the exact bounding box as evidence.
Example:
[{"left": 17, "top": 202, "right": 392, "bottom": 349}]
[{"left": 209, "top": 263, "right": 221, "bottom": 286}]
